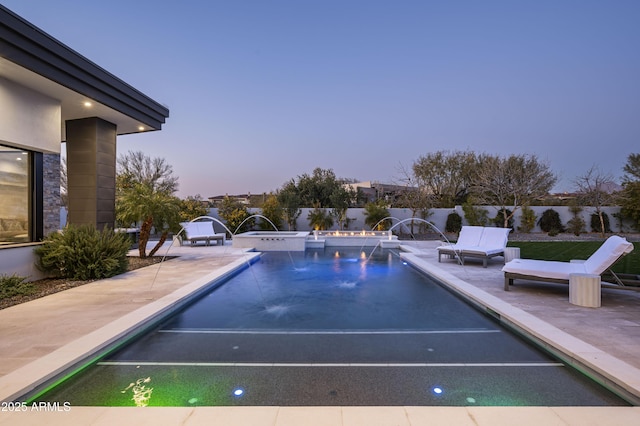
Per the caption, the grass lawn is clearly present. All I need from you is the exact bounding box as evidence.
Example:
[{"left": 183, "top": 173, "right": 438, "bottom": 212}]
[{"left": 507, "top": 241, "right": 640, "bottom": 275}]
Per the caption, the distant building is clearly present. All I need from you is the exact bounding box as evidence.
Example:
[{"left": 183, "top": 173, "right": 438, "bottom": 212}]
[
  {"left": 209, "top": 193, "right": 252, "bottom": 207},
  {"left": 345, "top": 181, "right": 417, "bottom": 206}
]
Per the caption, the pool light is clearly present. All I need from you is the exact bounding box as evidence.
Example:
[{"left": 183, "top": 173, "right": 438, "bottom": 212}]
[
  {"left": 233, "top": 388, "right": 245, "bottom": 397},
  {"left": 432, "top": 386, "right": 443, "bottom": 395}
]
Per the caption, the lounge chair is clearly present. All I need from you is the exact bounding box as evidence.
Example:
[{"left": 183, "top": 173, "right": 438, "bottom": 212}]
[
  {"left": 437, "top": 226, "right": 511, "bottom": 268},
  {"left": 502, "top": 235, "right": 634, "bottom": 291},
  {"left": 180, "top": 221, "right": 226, "bottom": 246}
]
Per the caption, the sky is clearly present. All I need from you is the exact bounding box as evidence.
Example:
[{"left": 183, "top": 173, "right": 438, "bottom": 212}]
[{"left": 3, "top": 0, "right": 640, "bottom": 198}]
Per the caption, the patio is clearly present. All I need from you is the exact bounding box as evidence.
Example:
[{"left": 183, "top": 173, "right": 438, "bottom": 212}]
[{"left": 0, "top": 241, "right": 639, "bottom": 425}]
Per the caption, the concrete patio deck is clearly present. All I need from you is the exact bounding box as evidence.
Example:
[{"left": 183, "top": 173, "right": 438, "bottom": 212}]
[{"left": 0, "top": 240, "right": 639, "bottom": 425}]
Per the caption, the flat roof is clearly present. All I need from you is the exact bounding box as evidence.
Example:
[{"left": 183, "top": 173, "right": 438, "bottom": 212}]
[{"left": 0, "top": 5, "right": 169, "bottom": 139}]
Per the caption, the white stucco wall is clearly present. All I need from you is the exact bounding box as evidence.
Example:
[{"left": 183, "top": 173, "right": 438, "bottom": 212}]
[
  {"left": 0, "top": 77, "right": 60, "bottom": 153},
  {"left": 209, "top": 205, "right": 629, "bottom": 234}
]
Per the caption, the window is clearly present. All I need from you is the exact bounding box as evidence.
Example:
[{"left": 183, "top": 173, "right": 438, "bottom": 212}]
[{"left": 0, "top": 145, "right": 30, "bottom": 244}]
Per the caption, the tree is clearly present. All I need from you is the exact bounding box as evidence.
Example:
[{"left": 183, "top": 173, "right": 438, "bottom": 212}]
[
  {"left": 307, "top": 206, "right": 334, "bottom": 230},
  {"left": 412, "top": 150, "right": 477, "bottom": 207},
  {"left": 178, "top": 195, "right": 209, "bottom": 223},
  {"left": 116, "top": 151, "right": 181, "bottom": 258},
  {"left": 574, "top": 165, "right": 617, "bottom": 238},
  {"left": 218, "top": 196, "right": 253, "bottom": 234},
  {"left": 620, "top": 153, "right": 640, "bottom": 231},
  {"left": 259, "top": 194, "right": 283, "bottom": 230},
  {"left": 394, "top": 162, "right": 433, "bottom": 234},
  {"left": 363, "top": 201, "right": 391, "bottom": 231},
  {"left": 278, "top": 167, "right": 355, "bottom": 229},
  {"left": 471, "top": 154, "right": 556, "bottom": 228},
  {"left": 277, "top": 180, "right": 302, "bottom": 230}
]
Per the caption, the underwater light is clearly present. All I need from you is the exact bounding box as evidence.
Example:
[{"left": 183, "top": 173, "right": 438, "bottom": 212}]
[
  {"left": 432, "top": 387, "right": 443, "bottom": 395},
  {"left": 233, "top": 388, "right": 245, "bottom": 397}
]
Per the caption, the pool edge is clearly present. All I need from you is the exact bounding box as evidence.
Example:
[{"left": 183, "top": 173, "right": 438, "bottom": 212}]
[{"left": 400, "top": 251, "right": 640, "bottom": 405}]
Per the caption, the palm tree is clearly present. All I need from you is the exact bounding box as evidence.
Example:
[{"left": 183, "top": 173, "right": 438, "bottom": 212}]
[
  {"left": 116, "top": 151, "right": 181, "bottom": 258},
  {"left": 117, "top": 182, "right": 181, "bottom": 257},
  {"left": 307, "top": 206, "right": 334, "bottom": 230}
]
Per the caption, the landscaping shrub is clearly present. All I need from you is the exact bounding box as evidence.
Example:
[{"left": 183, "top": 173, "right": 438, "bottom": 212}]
[
  {"left": 307, "top": 207, "right": 334, "bottom": 230},
  {"left": 538, "top": 209, "right": 564, "bottom": 234},
  {"left": 591, "top": 212, "right": 612, "bottom": 234},
  {"left": 518, "top": 206, "right": 536, "bottom": 233},
  {"left": 462, "top": 202, "right": 489, "bottom": 226},
  {"left": 492, "top": 208, "right": 513, "bottom": 229},
  {"left": 445, "top": 212, "right": 462, "bottom": 233},
  {"left": 0, "top": 274, "right": 34, "bottom": 299},
  {"left": 566, "top": 204, "right": 585, "bottom": 236},
  {"left": 35, "top": 224, "right": 131, "bottom": 280},
  {"left": 363, "top": 201, "right": 390, "bottom": 231}
]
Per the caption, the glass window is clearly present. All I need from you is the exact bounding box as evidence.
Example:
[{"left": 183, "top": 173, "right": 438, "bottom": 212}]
[{"left": 0, "top": 145, "right": 30, "bottom": 244}]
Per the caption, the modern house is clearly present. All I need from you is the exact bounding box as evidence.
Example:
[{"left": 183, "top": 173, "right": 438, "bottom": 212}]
[{"left": 0, "top": 5, "right": 169, "bottom": 279}]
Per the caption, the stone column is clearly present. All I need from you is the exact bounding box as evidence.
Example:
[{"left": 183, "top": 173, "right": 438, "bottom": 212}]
[{"left": 65, "top": 117, "right": 117, "bottom": 230}]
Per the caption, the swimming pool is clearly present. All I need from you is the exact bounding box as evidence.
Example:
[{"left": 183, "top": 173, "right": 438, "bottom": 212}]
[{"left": 29, "top": 248, "right": 628, "bottom": 406}]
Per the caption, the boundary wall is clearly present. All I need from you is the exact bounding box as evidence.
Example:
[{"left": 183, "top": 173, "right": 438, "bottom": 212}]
[{"left": 208, "top": 206, "right": 629, "bottom": 234}]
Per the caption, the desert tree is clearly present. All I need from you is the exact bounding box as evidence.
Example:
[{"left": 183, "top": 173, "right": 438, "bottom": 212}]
[
  {"left": 574, "top": 165, "right": 617, "bottom": 237},
  {"left": 277, "top": 180, "right": 302, "bottom": 230},
  {"left": 412, "top": 150, "right": 478, "bottom": 207},
  {"left": 178, "top": 195, "right": 209, "bottom": 223},
  {"left": 259, "top": 194, "right": 283, "bottom": 230},
  {"left": 116, "top": 151, "right": 181, "bottom": 258},
  {"left": 471, "top": 153, "right": 556, "bottom": 228},
  {"left": 394, "top": 162, "right": 434, "bottom": 234},
  {"left": 218, "top": 196, "right": 253, "bottom": 234}
]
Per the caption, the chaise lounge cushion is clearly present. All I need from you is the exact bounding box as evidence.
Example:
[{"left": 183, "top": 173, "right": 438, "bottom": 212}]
[
  {"left": 437, "top": 226, "right": 510, "bottom": 267},
  {"left": 502, "top": 235, "right": 634, "bottom": 288},
  {"left": 180, "top": 221, "right": 226, "bottom": 246},
  {"left": 502, "top": 258, "right": 587, "bottom": 281}
]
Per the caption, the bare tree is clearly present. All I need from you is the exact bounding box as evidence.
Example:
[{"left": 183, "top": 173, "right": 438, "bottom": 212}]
[
  {"left": 471, "top": 154, "right": 556, "bottom": 228},
  {"left": 394, "top": 162, "right": 433, "bottom": 234},
  {"left": 412, "top": 150, "right": 477, "bottom": 207},
  {"left": 574, "top": 165, "right": 617, "bottom": 237}
]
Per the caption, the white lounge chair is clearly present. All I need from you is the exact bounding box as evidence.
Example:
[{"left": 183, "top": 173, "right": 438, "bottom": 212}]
[
  {"left": 502, "top": 235, "right": 634, "bottom": 291},
  {"left": 437, "top": 226, "right": 511, "bottom": 268},
  {"left": 180, "top": 221, "right": 226, "bottom": 246}
]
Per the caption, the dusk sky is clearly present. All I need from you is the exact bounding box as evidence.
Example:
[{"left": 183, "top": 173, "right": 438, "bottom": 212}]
[{"left": 4, "top": 1, "right": 639, "bottom": 198}]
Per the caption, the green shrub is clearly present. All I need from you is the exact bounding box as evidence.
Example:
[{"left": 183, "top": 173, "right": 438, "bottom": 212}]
[
  {"left": 307, "top": 207, "right": 334, "bottom": 230},
  {"left": 590, "top": 212, "right": 611, "bottom": 234},
  {"left": 566, "top": 205, "right": 585, "bottom": 236},
  {"left": 566, "top": 216, "right": 586, "bottom": 236},
  {"left": 518, "top": 206, "right": 537, "bottom": 233},
  {"left": 0, "top": 274, "right": 34, "bottom": 299},
  {"left": 462, "top": 202, "right": 489, "bottom": 226},
  {"left": 363, "top": 201, "right": 390, "bottom": 231},
  {"left": 445, "top": 212, "right": 462, "bottom": 233},
  {"left": 35, "top": 224, "right": 131, "bottom": 280},
  {"left": 538, "top": 209, "right": 564, "bottom": 233}
]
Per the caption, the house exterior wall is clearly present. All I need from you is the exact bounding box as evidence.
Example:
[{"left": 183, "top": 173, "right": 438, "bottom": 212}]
[{"left": 0, "top": 77, "right": 60, "bottom": 153}]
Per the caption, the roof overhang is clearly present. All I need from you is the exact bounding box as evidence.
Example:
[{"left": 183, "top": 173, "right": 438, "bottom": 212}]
[{"left": 0, "top": 5, "right": 169, "bottom": 140}]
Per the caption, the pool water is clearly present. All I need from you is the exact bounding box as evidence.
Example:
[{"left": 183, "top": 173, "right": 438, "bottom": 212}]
[{"left": 32, "top": 248, "right": 629, "bottom": 406}]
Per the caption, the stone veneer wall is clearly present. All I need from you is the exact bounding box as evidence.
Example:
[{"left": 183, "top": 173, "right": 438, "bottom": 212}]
[{"left": 43, "top": 153, "right": 61, "bottom": 236}]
